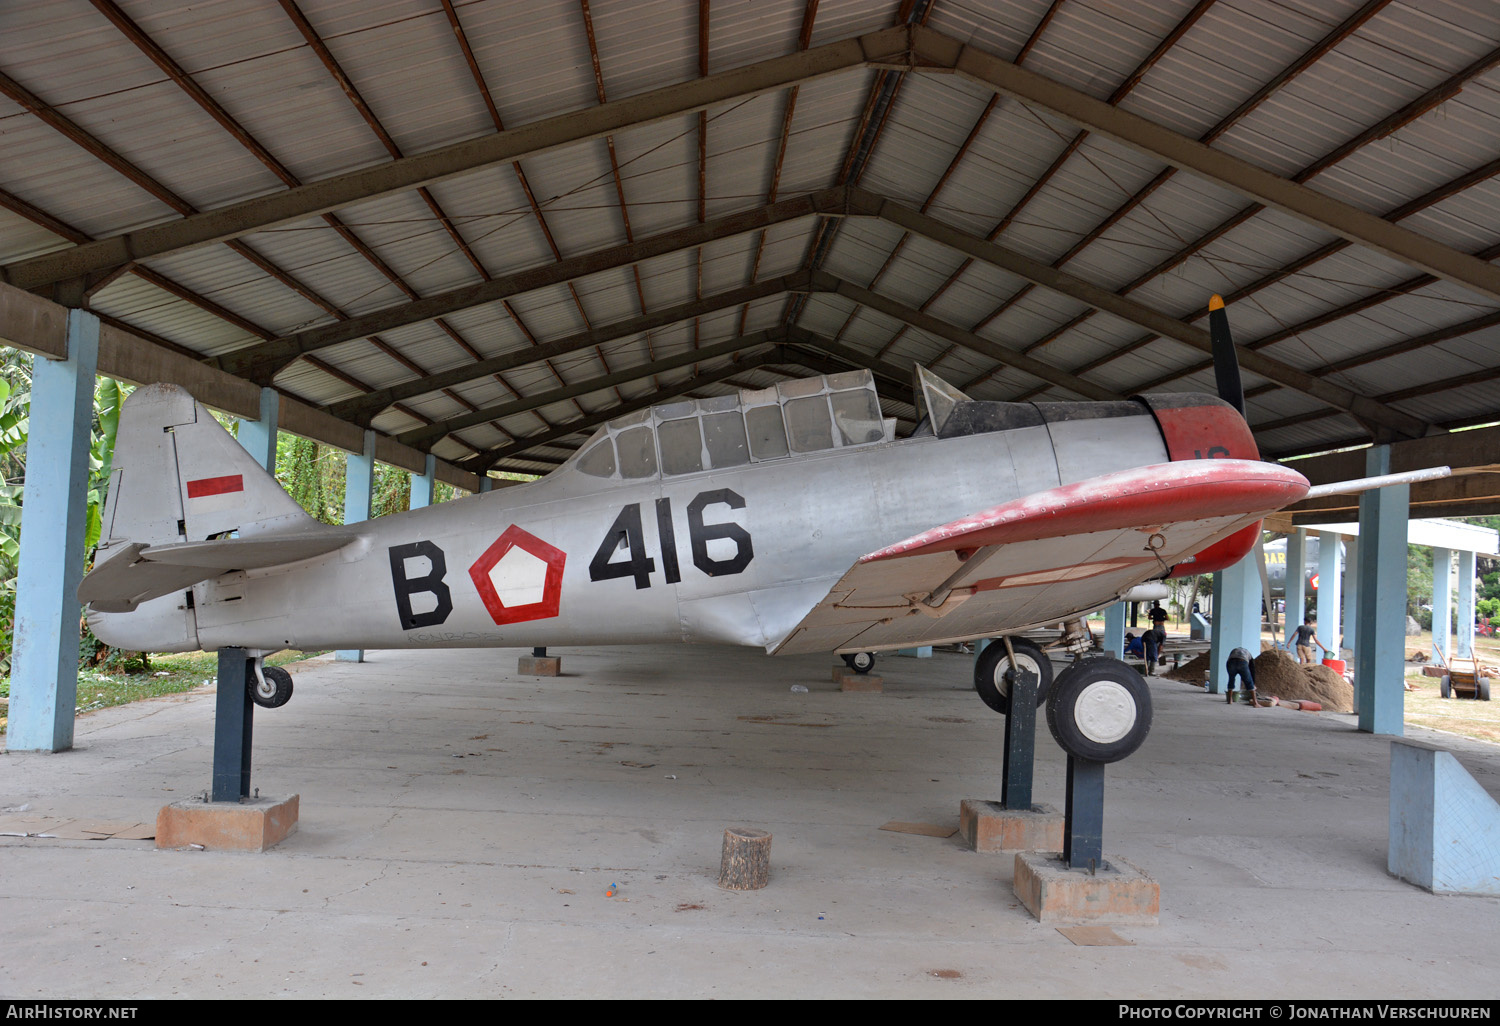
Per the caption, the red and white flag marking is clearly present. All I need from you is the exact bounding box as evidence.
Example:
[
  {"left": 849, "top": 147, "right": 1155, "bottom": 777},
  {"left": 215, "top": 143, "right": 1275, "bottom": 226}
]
[{"left": 185, "top": 474, "right": 244, "bottom": 515}]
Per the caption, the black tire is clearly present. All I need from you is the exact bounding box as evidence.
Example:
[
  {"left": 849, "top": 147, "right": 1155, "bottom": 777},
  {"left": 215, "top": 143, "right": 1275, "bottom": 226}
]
[
  {"left": 973, "top": 637, "right": 1053, "bottom": 716},
  {"left": 1479, "top": 678, "right": 1491, "bottom": 702},
  {"left": 1045, "top": 658, "right": 1152, "bottom": 763},
  {"left": 250, "top": 665, "right": 293, "bottom": 709},
  {"left": 1440, "top": 675, "right": 1451, "bottom": 699},
  {"left": 849, "top": 651, "right": 875, "bottom": 675}
]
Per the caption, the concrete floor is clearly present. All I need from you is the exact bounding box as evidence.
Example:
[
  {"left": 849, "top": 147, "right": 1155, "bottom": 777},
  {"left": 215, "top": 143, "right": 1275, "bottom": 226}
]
[{"left": 2, "top": 644, "right": 1498, "bottom": 1000}]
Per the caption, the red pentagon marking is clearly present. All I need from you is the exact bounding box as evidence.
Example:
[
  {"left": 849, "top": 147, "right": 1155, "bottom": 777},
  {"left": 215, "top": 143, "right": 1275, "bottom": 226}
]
[{"left": 468, "top": 525, "right": 566, "bottom": 626}]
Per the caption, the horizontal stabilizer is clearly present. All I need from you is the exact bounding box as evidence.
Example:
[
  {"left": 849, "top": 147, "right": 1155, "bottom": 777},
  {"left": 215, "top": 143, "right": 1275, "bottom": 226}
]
[
  {"left": 79, "top": 530, "right": 358, "bottom": 613},
  {"left": 774, "top": 459, "right": 1308, "bottom": 655}
]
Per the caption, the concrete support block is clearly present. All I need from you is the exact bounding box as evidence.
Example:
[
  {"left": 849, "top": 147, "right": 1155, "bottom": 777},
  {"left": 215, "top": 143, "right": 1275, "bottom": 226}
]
[
  {"left": 156, "top": 795, "right": 299, "bottom": 852},
  {"left": 834, "top": 670, "right": 882, "bottom": 692},
  {"left": 1013, "top": 851, "right": 1159, "bottom": 925},
  {"left": 518, "top": 655, "right": 561, "bottom": 675},
  {"left": 959, "top": 799, "right": 1064, "bottom": 853},
  {"left": 1389, "top": 740, "right": 1500, "bottom": 895}
]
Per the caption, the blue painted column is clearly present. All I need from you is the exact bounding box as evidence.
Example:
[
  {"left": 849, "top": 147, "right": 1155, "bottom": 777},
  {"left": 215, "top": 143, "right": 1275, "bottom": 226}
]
[
  {"left": 479, "top": 475, "right": 493, "bottom": 494},
  {"left": 1103, "top": 602, "right": 1126, "bottom": 658},
  {"left": 1456, "top": 550, "right": 1476, "bottom": 660},
  {"left": 1354, "top": 445, "right": 1409, "bottom": 735},
  {"left": 410, "top": 453, "right": 437, "bottom": 509},
  {"left": 1284, "top": 530, "right": 1307, "bottom": 651},
  {"left": 1432, "top": 548, "right": 1452, "bottom": 665},
  {"left": 1318, "top": 531, "right": 1343, "bottom": 656},
  {"left": 236, "top": 387, "right": 279, "bottom": 471},
  {"left": 1343, "top": 535, "right": 1359, "bottom": 661},
  {"left": 8, "top": 310, "right": 101, "bottom": 752},
  {"left": 1208, "top": 552, "right": 1261, "bottom": 695},
  {"left": 336, "top": 430, "right": 376, "bottom": 663}
]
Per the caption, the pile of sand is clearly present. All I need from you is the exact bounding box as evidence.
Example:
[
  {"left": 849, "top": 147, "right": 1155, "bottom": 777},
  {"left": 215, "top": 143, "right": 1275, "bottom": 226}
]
[
  {"left": 1250, "top": 648, "right": 1353, "bottom": 712},
  {"left": 1165, "top": 652, "right": 1210, "bottom": 684}
]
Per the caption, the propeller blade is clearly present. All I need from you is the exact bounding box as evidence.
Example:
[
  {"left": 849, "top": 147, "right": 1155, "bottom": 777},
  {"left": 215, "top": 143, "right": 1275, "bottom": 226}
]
[{"left": 1208, "top": 294, "right": 1245, "bottom": 415}]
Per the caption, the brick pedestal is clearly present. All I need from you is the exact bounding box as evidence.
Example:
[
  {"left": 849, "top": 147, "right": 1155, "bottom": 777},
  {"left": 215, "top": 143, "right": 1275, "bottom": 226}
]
[
  {"left": 959, "top": 799, "right": 1064, "bottom": 853},
  {"left": 156, "top": 795, "right": 299, "bottom": 852},
  {"left": 518, "top": 655, "right": 562, "bottom": 675},
  {"left": 1013, "top": 850, "right": 1158, "bottom": 925}
]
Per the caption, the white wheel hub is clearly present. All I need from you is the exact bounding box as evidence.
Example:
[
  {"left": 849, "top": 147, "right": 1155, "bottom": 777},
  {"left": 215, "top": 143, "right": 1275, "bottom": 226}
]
[
  {"left": 997, "top": 656, "right": 1039, "bottom": 695},
  {"left": 1073, "top": 680, "right": 1136, "bottom": 744}
]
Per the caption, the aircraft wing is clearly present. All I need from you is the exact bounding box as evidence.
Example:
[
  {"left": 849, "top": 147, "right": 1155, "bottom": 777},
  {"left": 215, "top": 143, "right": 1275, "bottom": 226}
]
[
  {"left": 772, "top": 459, "right": 1308, "bottom": 655},
  {"left": 79, "top": 531, "right": 360, "bottom": 613}
]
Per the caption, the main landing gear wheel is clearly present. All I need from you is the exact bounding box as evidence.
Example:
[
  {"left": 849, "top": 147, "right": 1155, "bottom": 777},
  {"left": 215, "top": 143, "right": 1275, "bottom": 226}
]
[
  {"left": 1045, "top": 658, "right": 1152, "bottom": 763},
  {"left": 249, "top": 665, "right": 294, "bottom": 709},
  {"left": 974, "top": 637, "right": 1053, "bottom": 715},
  {"left": 842, "top": 652, "right": 876, "bottom": 674}
]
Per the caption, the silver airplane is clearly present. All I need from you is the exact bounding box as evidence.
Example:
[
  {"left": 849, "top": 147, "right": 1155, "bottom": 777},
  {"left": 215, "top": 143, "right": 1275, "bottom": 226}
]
[{"left": 81, "top": 298, "right": 1323, "bottom": 764}]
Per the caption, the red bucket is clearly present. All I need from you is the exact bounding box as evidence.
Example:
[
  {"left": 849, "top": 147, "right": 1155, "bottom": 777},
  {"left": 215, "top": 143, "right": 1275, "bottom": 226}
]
[{"left": 1322, "top": 658, "right": 1346, "bottom": 674}]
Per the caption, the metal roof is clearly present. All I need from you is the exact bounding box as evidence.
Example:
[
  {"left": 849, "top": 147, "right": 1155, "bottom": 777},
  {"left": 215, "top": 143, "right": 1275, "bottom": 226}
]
[{"left": 2, "top": 0, "right": 1499, "bottom": 482}]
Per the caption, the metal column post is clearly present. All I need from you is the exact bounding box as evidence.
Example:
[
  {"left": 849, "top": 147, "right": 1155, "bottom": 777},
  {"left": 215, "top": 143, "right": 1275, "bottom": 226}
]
[
  {"left": 1284, "top": 529, "right": 1307, "bottom": 650},
  {"left": 1318, "top": 531, "right": 1344, "bottom": 656},
  {"left": 1063, "top": 757, "right": 1106, "bottom": 870},
  {"left": 1208, "top": 552, "right": 1261, "bottom": 696},
  {"left": 1000, "top": 660, "right": 1038, "bottom": 811},
  {"left": 1103, "top": 602, "right": 1125, "bottom": 658},
  {"left": 212, "top": 648, "right": 255, "bottom": 801},
  {"left": 7, "top": 310, "right": 100, "bottom": 752},
  {"left": 1432, "top": 547, "right": 1452, "bottom": 664},
  {"left": 410, "top": 453, "right": 437, "bottom": 509},
  {"left": 1354, "top": 445, "right": 1409, "bottom": 736},
  {"left": 479, "top": 476, "right": 493, "bottom": 494},
  {"left": 236, "top": 386, "right": 279, "bottom": 471},
  {"left": 336, "top": 430, "right": 376, "bottom": 663}
]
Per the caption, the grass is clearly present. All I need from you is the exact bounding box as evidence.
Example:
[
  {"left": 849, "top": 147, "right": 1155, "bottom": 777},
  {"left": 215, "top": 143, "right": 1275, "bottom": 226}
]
[{"left": 0, "top": 649, "right": 323, "bottom": 732}]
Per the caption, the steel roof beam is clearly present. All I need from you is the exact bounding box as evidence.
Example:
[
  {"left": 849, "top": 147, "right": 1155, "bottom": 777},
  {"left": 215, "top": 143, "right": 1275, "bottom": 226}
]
[
  {"left": 216, "top": 189, "right": 852, "bottom": 383},
  {"left": 812, "top": 271, "right": 1120, "bottom": 402},
  {"left": 0, "top": 27, "right": 905, "bottom": 292},
  {"left": 397, "top": 330, "right": 784, "bottom": 448},
  {"left": 913, "top": 26, "right": 1500, "bottom": 306},
  {"left": 327, "top": 274, "right": 812, "bottom": 424}
]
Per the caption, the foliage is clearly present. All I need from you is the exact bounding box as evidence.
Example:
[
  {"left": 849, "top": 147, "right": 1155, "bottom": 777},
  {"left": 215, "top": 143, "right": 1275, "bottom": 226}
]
[{"left": 1407, "top": 544, "right": 1432, "bottom": 614}]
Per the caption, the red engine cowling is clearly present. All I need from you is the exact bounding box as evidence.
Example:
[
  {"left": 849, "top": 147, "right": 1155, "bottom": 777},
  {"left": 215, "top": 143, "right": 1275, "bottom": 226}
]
[{"left": 1135, "top": 393, "right": 1263, "bottom": 576}]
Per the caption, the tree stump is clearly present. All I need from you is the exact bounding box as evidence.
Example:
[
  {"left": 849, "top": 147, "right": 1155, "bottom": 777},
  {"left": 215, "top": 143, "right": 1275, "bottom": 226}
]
[{"left": 717, "top": 827, "right": 772, "bottom": 890}]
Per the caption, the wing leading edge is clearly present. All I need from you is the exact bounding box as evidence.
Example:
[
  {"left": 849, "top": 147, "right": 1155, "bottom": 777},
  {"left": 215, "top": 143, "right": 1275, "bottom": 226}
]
[{"left": 772, "top": 459, "right": 1308, "bottom": 655}]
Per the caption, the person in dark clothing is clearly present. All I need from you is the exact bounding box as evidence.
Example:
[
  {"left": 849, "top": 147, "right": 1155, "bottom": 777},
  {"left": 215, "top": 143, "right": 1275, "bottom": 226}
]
[
  {"left": 1142, "top": 626, "right": 1166, "bottom": 675},
  {"left": 1149, "top": 601, "right": 1168, "bottom": 631},
  {"left": 1292, "top": 617, "right": 1325, "bottom": 665},
  {"left": 1124, "top": 632, "right": 1143, "bottom": 658},
  {"left": 1226, "top": 645, "right": 1258, "bottom": 707}
]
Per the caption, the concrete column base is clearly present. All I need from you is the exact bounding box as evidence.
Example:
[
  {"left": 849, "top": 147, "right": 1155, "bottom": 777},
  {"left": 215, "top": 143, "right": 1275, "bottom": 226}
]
[
  {"left": 959, "top": 799, "right": 1064, "bottom": 853},
  {"left": 1013, "top": 850, "right": 1159, "bottom": 925},
  {"left": 156, "top": 795, "right": 299, "bottom": 852},
  {"left": 832, "top": 668, "right": 882, "bottom": 691},
  {"left": 518, "top": 656, "right": 562, "bottom": 675}
]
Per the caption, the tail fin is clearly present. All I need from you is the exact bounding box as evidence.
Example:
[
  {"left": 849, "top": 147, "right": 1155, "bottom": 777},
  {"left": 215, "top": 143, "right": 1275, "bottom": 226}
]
[
  {"left": 83, "top": 385, "right": 350, "bottom": 625},
  {"left": 99, "top": 383, "right": 311, "bottom": 551}
]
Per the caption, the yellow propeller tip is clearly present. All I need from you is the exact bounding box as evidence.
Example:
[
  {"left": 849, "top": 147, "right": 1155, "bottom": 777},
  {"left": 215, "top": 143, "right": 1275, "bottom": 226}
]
[{"left": 1209, "top": 294, "right": 1225, "bottom": 311}]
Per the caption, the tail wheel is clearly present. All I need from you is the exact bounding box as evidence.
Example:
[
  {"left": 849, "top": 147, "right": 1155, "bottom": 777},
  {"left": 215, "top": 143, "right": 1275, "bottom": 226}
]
[
  {"left": 1045, "top": 658, "right": 1152, "bottom": 763},
  {"left": 973, "top": 637, "right": 1053, "bottom": 715},
  {"left": 847, "top": 651, "right": 876, "bottom": 674},
  {"left": 250, "top": 665, "right": 294, "bottom": 709}
]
